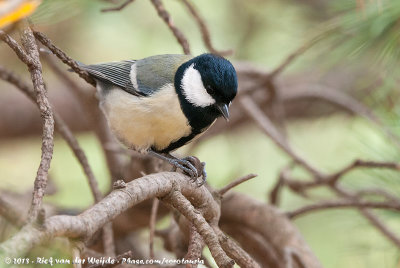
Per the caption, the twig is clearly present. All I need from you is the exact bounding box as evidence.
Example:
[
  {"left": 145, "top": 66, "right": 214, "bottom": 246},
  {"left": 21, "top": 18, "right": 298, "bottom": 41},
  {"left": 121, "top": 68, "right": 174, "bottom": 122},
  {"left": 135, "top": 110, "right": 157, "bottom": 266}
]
[
  {"left": 281, "top": 159, "right": 400, "bottom": 192},
  {"left": 181, "top": 0, "right": 232, "bottom": 56},
  {"left": 269, "top": 166, "right": 291, "bottom": 205},
  {"left": 32, "top": 31, "right": 96, "bottom": 86},
  {"left": 268, "top": 32, "right": 326, "bottom": 79},
  {"left": 359, "top": 209, "right": 400, "bottom": 248},
  {"left": 329, "top": 159, "right": 400, "bottom": 185},
  {"left": 1, "top": 30, "right": 55, "bottom": 223},
  {"left": 287, "top": 199, "right": 400, "bottom": 219},
  {"left": 284, "top": 84, "right": 400, "bottom": 150},
  {"left": 101, "top": 0, "right": 135, "bottom": 12},
  {"left": 149, "top": 198, "right": 159, "bottom": 259},
  {"left": 333, "top": 185, "right": 400, "bottom": 248},
  {"left": 240, "top": 95, "right": 324, "bottom": 179},
  {"left": 150, "top": 0, "right": 190, "bottom": 55},
  {"left": 218, "top": 174, "right": 257, "bottom": 195},
  {"left": 0, "top": 30, "right": 30, "bottom": 64},
  {"left": 19, "top": 27, "right": 55, "bottom": 223},
  {"left": 163, "top": 189, "right": 234, "bottom": 268}
]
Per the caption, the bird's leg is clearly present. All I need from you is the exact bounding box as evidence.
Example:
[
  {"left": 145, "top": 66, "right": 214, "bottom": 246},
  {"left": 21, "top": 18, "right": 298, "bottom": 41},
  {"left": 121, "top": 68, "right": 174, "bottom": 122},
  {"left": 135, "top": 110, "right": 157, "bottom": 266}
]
[{"left": 148, "top": 150, "right": 199, "bottom": 181}]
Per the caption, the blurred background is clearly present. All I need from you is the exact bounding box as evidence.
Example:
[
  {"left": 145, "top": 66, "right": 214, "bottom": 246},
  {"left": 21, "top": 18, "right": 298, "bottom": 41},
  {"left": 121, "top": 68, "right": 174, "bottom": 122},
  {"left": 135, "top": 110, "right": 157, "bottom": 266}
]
[{"left": 1, "top": 0, "right": 400, "bottom": 267}]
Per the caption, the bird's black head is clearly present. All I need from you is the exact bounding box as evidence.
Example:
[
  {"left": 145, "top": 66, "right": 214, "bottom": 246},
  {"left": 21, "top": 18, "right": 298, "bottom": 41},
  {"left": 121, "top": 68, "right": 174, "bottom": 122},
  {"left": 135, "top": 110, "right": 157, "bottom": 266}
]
[{"left": 175, "top": 53, "right": 238, "bottom": 131}]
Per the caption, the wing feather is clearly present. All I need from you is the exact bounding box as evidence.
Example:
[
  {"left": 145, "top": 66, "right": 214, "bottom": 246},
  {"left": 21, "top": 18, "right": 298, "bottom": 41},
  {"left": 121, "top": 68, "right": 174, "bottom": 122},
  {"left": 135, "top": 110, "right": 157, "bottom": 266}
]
[{"left": 81, "top": 55, "right": 192, "bottom": 97}]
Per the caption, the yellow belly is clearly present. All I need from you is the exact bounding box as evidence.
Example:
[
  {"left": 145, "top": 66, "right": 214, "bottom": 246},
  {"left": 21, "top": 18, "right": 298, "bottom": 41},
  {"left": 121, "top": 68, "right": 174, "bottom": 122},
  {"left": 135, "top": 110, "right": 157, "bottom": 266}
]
[{"left": 100, "top": 84, "right": 192, "bottom": 152}]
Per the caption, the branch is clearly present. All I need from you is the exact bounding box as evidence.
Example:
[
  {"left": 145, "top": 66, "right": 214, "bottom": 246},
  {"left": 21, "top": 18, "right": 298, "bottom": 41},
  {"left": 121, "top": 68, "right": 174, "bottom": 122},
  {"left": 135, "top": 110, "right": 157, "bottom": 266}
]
[
  {"left": 359, "top": 209, "right": 400, "bottom": 248},
  {"left": 101, "top": 0, "right": 136, "bottom": 12},
  {"left": 19, "top": 27, "right": 55, "bottom": 223},
  {"left": 0, "top": 30, "right": 30, "bottom": 64},
  {"left": 267, "top": 30, "right": 328, "bottom": 79},
  {"left": 239, "top": 95, "right": 324, "bottom": 179},
  {"left": 181, "top": 0, "right": 233, "bottom": 56},
  {"left": 329, "top": 159, "right": 400, "bottom": 184},
  {"left": 32, "top": 31, "right": 96, "bottom": 87},
  {"left": 150, "top": 0, "right": 190, "bottom": 55},
  {"left": 0, "top": 173, "right": 217, "bottom": 257},
  {"left": 163, "top": 189, "right": 234, "bottom": 268},
  {"left": 287, "top": 199, "right": 400, "bottom": 219},
  {"left": 218, "top": 174, "right": 257, "bottom": 195}
]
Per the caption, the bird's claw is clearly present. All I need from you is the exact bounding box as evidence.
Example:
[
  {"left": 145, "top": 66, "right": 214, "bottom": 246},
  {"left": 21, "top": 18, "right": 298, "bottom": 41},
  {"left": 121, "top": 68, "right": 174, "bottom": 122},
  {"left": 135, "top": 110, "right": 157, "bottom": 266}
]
[
  {"left": 171, "top": 158, "right": 198, "bottom": 181},
  {"left": 181, "top": 156, "right": 207, "bottom": 186}
]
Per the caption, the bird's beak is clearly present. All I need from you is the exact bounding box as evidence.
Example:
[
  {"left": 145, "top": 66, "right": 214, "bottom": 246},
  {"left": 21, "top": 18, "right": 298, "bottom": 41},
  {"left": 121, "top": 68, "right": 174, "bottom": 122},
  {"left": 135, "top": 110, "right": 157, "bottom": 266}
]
[{"left": 216, "top": 103, "right": 230, "bottom": 121}]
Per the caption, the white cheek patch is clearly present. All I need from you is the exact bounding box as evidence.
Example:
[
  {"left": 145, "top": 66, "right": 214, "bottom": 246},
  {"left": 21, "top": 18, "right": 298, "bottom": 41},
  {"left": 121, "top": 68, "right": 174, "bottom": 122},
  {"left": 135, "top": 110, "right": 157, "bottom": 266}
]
[
  {"left": 129, "top": 63, "right": 138, "bottom": 89},
  {"left": 181, "top": 64, "right": 215, "bottom": 107}
]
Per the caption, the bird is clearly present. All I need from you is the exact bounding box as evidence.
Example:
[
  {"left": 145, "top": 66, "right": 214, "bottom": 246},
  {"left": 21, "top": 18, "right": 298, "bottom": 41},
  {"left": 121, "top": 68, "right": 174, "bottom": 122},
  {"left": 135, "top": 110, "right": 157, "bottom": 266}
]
[{"left": 79, "top": 53, "right": 238, "bottom": 185}]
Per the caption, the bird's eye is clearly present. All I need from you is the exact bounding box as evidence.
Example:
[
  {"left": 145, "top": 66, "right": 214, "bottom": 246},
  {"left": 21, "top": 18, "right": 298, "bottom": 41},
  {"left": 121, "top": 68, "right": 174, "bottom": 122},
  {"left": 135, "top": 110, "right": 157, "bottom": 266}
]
[{"left": 206, "top": 85, "right": 215, "bottom": 95}]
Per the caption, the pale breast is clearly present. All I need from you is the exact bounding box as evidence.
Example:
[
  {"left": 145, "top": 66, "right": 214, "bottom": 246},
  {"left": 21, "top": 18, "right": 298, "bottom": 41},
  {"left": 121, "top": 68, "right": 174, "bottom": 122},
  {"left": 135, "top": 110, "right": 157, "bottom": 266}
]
[{"left": 99, "top": 84, "right": 192, "bottom": 152}]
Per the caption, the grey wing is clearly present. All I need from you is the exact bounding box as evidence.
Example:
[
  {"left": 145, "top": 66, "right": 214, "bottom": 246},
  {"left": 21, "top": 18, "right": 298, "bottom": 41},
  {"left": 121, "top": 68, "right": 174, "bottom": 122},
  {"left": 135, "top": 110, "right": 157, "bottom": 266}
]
[
  {"left": 81, "top": 55, "right": 192, "bottom": 97},
  {"left": 80, "top": 60, "right": 144, "bottom": 97},
  {"left": 134, "top": 54, "right": 191, "bottom": 95}
]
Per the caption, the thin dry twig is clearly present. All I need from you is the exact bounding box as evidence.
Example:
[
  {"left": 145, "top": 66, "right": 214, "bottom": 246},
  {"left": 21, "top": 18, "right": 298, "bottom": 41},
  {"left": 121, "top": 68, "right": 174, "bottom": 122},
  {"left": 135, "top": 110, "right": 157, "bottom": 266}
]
[
  {"left": 150, "top": 0, "right": 190, "bottom": 55},
  {"left": 32, "top": 31, "right": 96, "bottom": 86},
  {"left": 329, "top": 159, "right": 400, "bottom": 184},
  {"left": 267, "top": 31, "right": 327, "bottom": 79},
  {"left": 287, "top": 199, "right": 400, "bottom": 219},
  {"left": 240, "top": 95, "right": 324, "bottom": 179},
  {"left": 0, "top": 30, "right": 30, "bottom": 63},
  {"left": 218, "top": 174, "right": 257, "bottom": 195},
  {"left": 149, "top": 198, "right": 160, "bottom": 259},
  {"left": 18, "top": 27, "right": 55, "bottom": 223},
  {"left": 101, "top": 0, "right": 136, "bottom": 12},
  {"left": 181, "top": 0, "right": 232, "bottom": 56}
]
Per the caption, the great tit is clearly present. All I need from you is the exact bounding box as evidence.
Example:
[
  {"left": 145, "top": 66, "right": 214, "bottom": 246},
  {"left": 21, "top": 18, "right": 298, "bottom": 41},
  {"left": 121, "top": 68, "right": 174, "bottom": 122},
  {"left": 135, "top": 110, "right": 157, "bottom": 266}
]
[{"left": 80, "top": 53, "right": 238, "bottom": 184}]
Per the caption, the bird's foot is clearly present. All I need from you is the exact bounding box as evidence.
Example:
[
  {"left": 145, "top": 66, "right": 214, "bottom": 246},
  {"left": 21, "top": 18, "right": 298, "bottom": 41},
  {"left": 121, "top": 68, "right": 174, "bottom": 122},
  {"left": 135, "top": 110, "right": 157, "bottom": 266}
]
[
  {"left": 148, "top": 150, "right": 206, "bottom": 186},
  {"left": 181, "top": 156, "right": 207, "bottom": 186}
]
